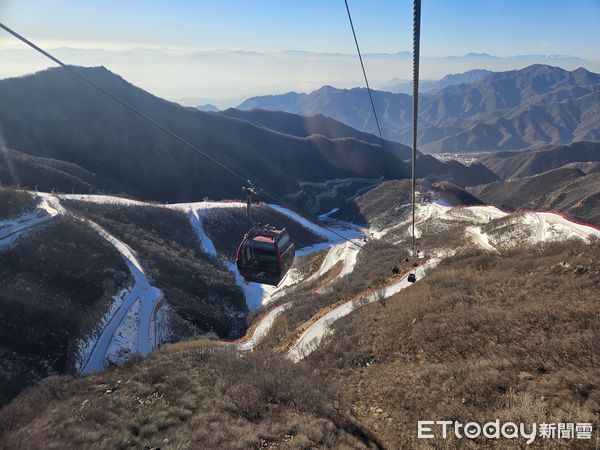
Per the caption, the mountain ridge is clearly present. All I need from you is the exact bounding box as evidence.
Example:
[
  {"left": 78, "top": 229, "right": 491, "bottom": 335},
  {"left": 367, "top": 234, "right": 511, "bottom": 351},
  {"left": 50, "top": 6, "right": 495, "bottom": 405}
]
[
  {"left": 469, "top": 165, "right": 600, "bottom": 225},
  {"left": 238, "top": 64, "right": 600, "bottom": 153},
  {"left": 0, "top": 66, "right": 498, "bottom": 207},
  {"left": 380, "top": 68, "right": 493, "bottom": 94},
  {"left": 479, "top": 141, "right": 600, "bottom": 179}
]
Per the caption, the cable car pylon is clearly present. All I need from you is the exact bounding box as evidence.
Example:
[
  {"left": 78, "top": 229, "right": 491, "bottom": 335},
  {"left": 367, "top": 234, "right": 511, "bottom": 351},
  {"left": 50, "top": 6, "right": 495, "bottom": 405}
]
[{"left": 408, "top": 0, "right": 421, "bottom": 282}]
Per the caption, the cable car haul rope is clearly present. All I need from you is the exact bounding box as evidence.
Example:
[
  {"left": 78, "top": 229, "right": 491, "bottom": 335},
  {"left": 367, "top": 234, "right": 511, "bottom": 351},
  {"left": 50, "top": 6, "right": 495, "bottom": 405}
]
[{"left": 343, "top": 0, "right": 422, "bottom": 282}]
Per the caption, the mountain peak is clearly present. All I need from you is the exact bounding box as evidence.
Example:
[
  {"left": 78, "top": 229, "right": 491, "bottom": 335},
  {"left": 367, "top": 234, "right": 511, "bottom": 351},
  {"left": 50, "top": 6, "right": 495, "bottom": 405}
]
[
  {"left": 315, "top": 85, "right": 339, "bottom": 93},
  {"left": 519, "top": 63, "right": 566, "bottom": 72}
]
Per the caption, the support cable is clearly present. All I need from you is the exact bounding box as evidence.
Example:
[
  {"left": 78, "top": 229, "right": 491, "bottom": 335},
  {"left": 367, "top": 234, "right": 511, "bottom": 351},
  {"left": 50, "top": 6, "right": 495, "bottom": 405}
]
[{"left": 343, "top": 0, "right": 394, "bottom": 180}]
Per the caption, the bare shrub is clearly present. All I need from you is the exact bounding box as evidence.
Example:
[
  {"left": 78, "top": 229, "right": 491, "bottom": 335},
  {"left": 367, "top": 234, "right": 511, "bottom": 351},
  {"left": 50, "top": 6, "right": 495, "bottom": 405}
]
[{"left": 374, "top": 286, "right": 386, "bottom": 307}]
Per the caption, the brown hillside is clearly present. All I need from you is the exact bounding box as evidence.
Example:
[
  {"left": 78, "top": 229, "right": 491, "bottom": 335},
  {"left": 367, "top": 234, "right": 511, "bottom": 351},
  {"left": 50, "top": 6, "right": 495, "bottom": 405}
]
[
  {"left": 0, "top": 344, "right": 383, "bottom": 450},
  {"left": 307, "top": 240, "right": 600, "bottom": 449}
]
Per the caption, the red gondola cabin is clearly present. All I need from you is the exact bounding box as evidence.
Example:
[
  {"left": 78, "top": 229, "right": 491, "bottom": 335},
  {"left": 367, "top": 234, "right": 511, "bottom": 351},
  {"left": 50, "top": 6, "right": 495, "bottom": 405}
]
[{"left": 236, "top": 226, "right": 295, "bottom": 286}]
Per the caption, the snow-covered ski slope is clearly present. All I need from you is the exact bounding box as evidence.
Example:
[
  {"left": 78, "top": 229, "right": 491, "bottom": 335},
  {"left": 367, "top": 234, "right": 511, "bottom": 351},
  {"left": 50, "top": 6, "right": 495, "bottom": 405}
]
[
  {"left": 12, "top": 193, "right": 165, "bottom": 374},
  {"left": 466, "top": 226, "right": 499, "bottom": 253},
  {"left": 305, "top": 239, "right": 363, "bottom": 287},
  {"left": 237, "top": 302, "right": 293, "bottom": 351},
  {"left": 529, "top": 212, "right": 600, "bottom": 242},
  {"left": 51, "top": 194, "right": 347, "bottom": 311},
  {"left": 7, "top": 190, "right": 599, "bottom": 371},
  {"left": 374, "top": 199, "right": 599, "bottom": 252},
  {"left": 0, "top": 196, "right": 61, "bottom": 249},
  {"left": 78, "top": 219, "right": 162, "bottom": 374},
  {"left": 466, "top": 209, "right": 600, "bottom": 252},
  {"left": 183, "top": 200, "right": 364, "bottom": 310}
]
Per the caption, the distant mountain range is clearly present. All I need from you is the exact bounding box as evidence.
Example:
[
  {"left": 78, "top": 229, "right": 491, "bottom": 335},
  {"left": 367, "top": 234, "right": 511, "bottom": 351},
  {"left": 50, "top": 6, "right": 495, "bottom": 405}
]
[
  {"left": 0, "top": 66, "right": 496, "bottom": 206},
  {"left": 379, "top": 69, "right": 492, "bottom": 94},
  {"left": 238, "top": 64, "right": 600, "bottom": 153},
  {"left": 197, "top": 103, "right": 219, "bottom": 112}
]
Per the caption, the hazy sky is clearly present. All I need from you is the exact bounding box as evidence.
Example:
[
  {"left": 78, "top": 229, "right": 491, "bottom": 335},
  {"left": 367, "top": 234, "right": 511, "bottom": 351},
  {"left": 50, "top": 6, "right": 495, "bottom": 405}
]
[{"left": 1, "top": 0, "right": 599, "bottom": 105}]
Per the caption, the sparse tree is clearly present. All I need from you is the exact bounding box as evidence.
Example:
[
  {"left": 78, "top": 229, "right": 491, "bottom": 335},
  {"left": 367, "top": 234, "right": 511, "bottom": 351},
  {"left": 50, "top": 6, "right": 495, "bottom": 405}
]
[{"left": 374, "top": 286, "right": 387, "bottom": 307}]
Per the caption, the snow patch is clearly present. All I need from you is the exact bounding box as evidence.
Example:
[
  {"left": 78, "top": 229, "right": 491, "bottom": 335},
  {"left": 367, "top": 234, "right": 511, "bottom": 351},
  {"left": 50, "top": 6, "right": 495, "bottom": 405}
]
[
  {"left": 319, "top": 208, "right": 339, "bottom": 219},
  {"left": 305, "top": 239, "right": 363, "bottom": 285},
  {"left": 0, "top": 196, "right": 61, "bottom": 249},
  {"left": 80, "top": 219, "right": 162, "bottom": 374},
  {"left": 466, "top": 226, "right": 499, "bottom": 253},
  {"left": 237, "top": 302, "right": 293, "bottom": 351},
  {"left": 267, "top": 203, "right": 360, "bottom": 242},
  {"left": 75, "top": 287, "right": 129, "bottom": 372},
  {"left": 223, "top": 261, "right": 277, "bottom": 310},
  {"left": 188, "top": 208, "right": 217, "bottom": 257},
  {"left": 105, "top": 298, "right": 141, "bottom": 366},
  {"left": 532, "top": 212, "right": 600, "bottom": 242},
  {"left": 287, "top": 258, "right": 441, "bottom": 362},
  {"left": 55, "top": 193, "right": 148, "bottom": 206}
]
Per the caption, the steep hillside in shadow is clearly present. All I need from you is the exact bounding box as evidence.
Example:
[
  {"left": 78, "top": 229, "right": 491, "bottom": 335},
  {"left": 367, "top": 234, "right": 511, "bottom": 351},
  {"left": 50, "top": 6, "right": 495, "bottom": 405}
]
[
  {"left": 0, "top": 217, "right": 130, "bottom": 405},
  {"left": 0, "top": 67, "right": 393, "bottom": 202},
  {"left": 220, "top": 108, "right": 385, "bottom": 146},
  {"left": 0, "top": 67, "right": 495, "bottom": 203},
  {"left": 480, "top": 141, "right": 600, "bottom": 179}
]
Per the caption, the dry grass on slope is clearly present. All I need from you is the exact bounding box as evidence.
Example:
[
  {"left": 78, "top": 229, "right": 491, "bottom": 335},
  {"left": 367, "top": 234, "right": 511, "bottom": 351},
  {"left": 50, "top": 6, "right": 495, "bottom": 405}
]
[
  {"left": 259, "top": 239, "right": 410, "bottom": 351},
  {"left": 306, "top": 240, "right": 600, "bottom": 449},
  {"left": 0, "top": 188, "right": 37, "bottom": 220},
  {"left": 0, "top": 217, "right": 130, "bottom": 406},
  {"left": 0, "top": 342, "right": 383, "bottom": 450}
]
